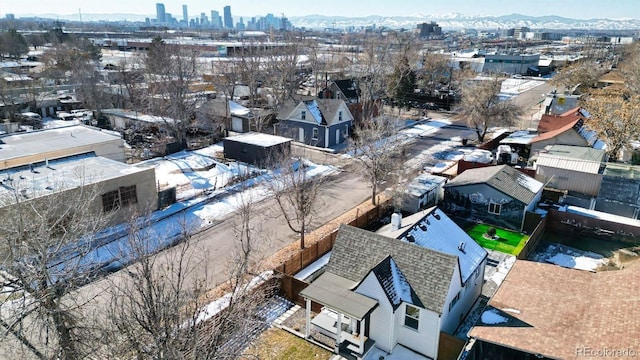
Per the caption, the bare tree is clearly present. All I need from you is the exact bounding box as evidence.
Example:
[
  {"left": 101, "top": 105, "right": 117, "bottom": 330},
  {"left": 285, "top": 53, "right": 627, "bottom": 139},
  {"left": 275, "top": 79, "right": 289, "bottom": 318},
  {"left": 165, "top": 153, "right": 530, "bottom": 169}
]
[
  {"left": 619, "top": 42, "right": 640, "bottom": 95},
  {"left": 355, "top": 35, "right": 394, "bottom": 122},
  {"left": 104, "top": 193, "right": 275, "bottom": 359},
  {"left": 0, "top": 177, "right": 111, "bottom": 360},
  {"left": 143, "top": 36, "right": 204, "bottom": 150},
  {"left": 459, "top": 76, "right": 523, "bottom": 142},
  {"left": 349, "top": 115, "right": 404, "bottom": 205},
  {"left": 584, "top": 91, "right": 640, "bottom": 161},
  {"left": 552, "top": 59, "right": 606, "bottom": 94},
  {"left": 266, "top": 151, "right": 326, "bottom": 249},
  {"left": 104, "top": 215, "right": 213, "bottom": 359},
  {"left": 418, "top": 52, "right": 451, "bottom": 93}
]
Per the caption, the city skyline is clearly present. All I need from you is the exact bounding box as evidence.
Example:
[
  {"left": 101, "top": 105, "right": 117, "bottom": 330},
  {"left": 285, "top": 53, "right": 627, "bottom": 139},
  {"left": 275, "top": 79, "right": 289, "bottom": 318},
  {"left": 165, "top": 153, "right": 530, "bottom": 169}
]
[{"left": 1, "top": 0, "right": 639, "bottom": 20}]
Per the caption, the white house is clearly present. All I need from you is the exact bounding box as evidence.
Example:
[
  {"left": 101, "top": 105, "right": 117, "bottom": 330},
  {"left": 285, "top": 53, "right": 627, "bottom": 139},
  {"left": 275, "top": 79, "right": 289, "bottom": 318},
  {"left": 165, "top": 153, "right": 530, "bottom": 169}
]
[{"left": 300, "top": 210, "right": 487, "bottom": 359}]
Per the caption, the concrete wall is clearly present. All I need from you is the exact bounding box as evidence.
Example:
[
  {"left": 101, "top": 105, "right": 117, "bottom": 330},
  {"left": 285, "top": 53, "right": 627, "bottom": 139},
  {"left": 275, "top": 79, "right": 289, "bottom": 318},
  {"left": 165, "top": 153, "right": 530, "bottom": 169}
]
[{"left": 96, "top": 166, "right": 158, "bottom": 224}]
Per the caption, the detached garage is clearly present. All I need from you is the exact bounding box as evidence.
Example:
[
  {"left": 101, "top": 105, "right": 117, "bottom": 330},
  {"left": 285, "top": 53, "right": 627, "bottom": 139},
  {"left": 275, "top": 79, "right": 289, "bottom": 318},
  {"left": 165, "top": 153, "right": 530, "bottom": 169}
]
[{"left": 223, "top": 132, "right": 291, "bottom": 166}]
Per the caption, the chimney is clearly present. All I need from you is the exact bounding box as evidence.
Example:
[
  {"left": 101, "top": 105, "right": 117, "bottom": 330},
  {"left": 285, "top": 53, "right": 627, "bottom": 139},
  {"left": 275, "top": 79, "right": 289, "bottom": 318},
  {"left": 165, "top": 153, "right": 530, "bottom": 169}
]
[{"left": 391, "top": 212, "right": 402, "bottom": 230}]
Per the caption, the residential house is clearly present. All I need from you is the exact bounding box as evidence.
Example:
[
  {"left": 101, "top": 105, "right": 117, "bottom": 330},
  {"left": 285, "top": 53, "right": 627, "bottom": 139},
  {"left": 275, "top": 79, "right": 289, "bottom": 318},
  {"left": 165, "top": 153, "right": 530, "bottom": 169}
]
[
  {"left": 442, "top": 165, "right": 543, "bottom": 232},
  {"left": 199, "top": 98, "right": 257, "bottom": 133},
  {"left": 276, "top": 99, "right": 353, "bottom": 148},
  {"left": 465, "top": 260, "right": 640, "bottom": 360},
  {"left": 499, "top": 117, "right": 605, "bottom": 163},
  {"left": 533, "top": 145, "right": 606, "bottom": 197},
  {"left": 318, "top": 79, "right": 362, "bottom": 121},
  {"left": 300, "top": 215, "right": 486, "bottom": 360},
  {"left": 536, "top": 106, "right": 585, "bottom": 134}
]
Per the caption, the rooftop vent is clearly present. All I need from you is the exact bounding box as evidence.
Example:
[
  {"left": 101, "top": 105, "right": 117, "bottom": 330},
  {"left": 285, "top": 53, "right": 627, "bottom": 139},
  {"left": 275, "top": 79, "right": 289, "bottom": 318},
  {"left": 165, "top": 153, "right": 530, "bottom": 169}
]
[
  {"left": 418, "top": 223, "right": 427, "bottom": 232},
  {"left": 406, "top": 234, "right": 415, "bottom": 243},
  {"left": 458, "top": 241, "right": 466, "bottom": 253},
  {"left": 433, "top": 213, "right": 441, "bottom": 220}
]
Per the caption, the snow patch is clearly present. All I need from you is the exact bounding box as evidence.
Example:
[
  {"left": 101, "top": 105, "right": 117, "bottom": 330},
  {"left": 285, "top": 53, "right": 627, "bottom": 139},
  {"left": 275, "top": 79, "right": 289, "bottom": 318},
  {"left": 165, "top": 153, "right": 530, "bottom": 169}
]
[{"left": 480, "top": 308, "right": 508, "bottom": 325}]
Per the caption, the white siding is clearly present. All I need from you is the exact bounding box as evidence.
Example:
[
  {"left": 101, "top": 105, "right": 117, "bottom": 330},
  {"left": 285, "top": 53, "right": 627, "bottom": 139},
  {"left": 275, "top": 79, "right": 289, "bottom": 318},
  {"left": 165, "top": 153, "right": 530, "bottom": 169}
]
[
  {"left": 355, "top": 272, "right": 441, "bottom": 358},
  {"left": 355, "top": 273, "right": 394, "bottom": 352},
  {"left": 441, "top": 259, "right": 485, "bottom": 335}
]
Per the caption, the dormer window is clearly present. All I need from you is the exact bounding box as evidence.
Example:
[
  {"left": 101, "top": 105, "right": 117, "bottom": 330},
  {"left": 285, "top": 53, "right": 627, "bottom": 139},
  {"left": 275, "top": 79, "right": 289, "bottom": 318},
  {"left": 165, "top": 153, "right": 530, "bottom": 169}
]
[
  {"left": 301, "top": 110, "right": 306, "bottom": 120},
  {"left": 339, "top": 111, "right": 343, "bottom": 121}
]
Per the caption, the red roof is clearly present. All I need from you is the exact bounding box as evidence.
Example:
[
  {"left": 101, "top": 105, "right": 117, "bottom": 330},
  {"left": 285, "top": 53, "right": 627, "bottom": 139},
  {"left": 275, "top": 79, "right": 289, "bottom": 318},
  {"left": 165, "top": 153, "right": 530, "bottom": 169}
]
[
  {"left": 532, "top": 118, "right": 582, "bottom": 143},
  {"left": 537, "top": 106, "right": 583, "bottom": 133}
]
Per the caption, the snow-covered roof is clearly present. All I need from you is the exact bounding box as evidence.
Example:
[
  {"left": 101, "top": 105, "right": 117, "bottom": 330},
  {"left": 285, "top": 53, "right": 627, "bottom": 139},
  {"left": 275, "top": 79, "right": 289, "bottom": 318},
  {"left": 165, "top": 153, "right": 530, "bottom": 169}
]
[
  {"left": 379, "top": 208, "right": 487, "bottom": 283},
  {"left": 229, "top": 100, "right": 250, "bottom": 117},
  {"left": 403, "top": 173, "right": 447, "bottom": 197},
  {"left": 0, "top": 125, "right": 122, "bottom": 167},
  {"left": 324, "top": 225, "right": 458, "bottom": 314},
  {"left": 224, "top": 132, "right": 291, "bottom": 147},
  {"left": 0, "top": 153, "right": 151, "bottom": 199},
  {"left": 500, "top": 130, "right": 537, "bottom": 145},
  {"left": 101, "top": 108, "right": 178, "bottom": 124}
]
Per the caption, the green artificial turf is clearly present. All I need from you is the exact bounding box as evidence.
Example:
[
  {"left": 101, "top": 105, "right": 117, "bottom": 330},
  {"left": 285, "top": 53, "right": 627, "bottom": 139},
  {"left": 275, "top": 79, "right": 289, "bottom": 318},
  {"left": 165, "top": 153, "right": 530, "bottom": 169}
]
[{"left": 466, "top": 223, "right": 529, "bottom": 256}]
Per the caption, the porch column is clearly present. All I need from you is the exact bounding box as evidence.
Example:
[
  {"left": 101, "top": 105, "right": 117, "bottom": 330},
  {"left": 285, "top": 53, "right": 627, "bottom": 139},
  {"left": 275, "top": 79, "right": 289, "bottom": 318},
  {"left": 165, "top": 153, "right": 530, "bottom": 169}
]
[
  {"left": 335, "top": 313, "right": 343, "bottom": 353},
  {"left": 359, "top": 317, "right": 365, "bottom": 353},
  {"left": 305, "top": 299, "right": 311, "bottom": 339}
]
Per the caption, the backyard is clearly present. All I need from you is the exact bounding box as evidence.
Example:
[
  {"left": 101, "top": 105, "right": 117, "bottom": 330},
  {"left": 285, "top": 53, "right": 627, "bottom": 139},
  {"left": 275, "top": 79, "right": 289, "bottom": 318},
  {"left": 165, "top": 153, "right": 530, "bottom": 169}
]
[{"left": 466, "top": 224, "right": 529, "bottom": 256}]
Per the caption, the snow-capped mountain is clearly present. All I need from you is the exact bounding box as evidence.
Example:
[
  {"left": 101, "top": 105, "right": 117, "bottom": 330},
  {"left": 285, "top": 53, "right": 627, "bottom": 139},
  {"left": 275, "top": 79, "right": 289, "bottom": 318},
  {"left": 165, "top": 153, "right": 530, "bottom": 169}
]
[{"left": 289, "top": 13, "right": 640, "bottom": 30}]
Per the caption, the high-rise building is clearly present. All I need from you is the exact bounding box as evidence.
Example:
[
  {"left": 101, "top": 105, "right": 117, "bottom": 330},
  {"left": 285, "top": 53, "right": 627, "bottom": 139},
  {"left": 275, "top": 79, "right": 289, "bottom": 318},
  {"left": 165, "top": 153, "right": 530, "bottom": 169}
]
[
  {"left": 212, "top": 10, "right": 222, "bottom": 29},
  {"left": 156, "top": 3, "right": 166, "bottom": 23},
  {"left": 417, "top": 22, "right": 442, "bottom": 38},
  {"left": 223, "top": 5, "right": 233, "bottom": 29},
  {"left": 182, "top": 5, "right": 188, "bottom": 25}
]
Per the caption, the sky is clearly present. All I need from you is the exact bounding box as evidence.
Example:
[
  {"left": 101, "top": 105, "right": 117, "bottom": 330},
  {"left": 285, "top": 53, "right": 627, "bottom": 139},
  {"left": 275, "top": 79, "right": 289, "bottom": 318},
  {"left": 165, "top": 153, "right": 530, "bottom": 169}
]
[{"left": 1, "top": 0, "right": 639, "bottom": 20}]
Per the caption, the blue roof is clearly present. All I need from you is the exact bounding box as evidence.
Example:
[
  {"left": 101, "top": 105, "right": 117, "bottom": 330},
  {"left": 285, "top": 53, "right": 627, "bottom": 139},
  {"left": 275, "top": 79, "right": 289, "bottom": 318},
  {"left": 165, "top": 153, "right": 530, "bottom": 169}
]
[{"left": 398, "top": 208, "right": 487, "bottom": 283}]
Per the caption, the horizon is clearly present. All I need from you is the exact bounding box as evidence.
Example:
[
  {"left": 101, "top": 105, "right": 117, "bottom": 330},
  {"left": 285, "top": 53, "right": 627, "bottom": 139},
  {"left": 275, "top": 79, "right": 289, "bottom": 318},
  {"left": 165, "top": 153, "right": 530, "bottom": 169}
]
[{"left": 2, "top": 0, "right": 639, "bottom": 21}]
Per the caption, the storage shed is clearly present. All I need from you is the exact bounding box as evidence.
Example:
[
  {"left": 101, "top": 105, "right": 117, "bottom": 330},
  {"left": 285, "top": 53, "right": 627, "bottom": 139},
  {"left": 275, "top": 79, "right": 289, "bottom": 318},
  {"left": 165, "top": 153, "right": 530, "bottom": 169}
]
[{"left": 223, "top": 132, "right": 291, "bottom": 166}]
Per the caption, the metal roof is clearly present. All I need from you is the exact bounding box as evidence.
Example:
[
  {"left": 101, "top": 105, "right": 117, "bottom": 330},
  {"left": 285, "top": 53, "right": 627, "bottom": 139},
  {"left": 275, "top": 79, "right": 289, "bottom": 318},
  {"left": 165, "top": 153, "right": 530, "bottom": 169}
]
[
  {"left": 299, "top": 272, "right": 378, "bottom": 320},
  {"left": 603, "top": 163, "right": 640, "bottom": 180},
  {"left": 536, "top": 153, "right": 602, "bottom": 174}
]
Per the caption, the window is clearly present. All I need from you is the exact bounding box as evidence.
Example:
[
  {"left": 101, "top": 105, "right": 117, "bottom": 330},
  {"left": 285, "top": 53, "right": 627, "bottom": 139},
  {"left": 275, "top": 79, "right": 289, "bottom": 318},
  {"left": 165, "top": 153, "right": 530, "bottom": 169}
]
[
  {"left": 312, "top": 128, "right": 319, "bottom": 140},
  {"left": 488, "top": 201, "right": 501, "bottom": 215},
  {"left": 404, "top": 304, "right": 420, "bottom": 330},
  {"left": 120, "top": 185, "right": 138, "bottom": 207},
  {"left": 102, "top": 185, "right": 138, "bottom": 213},
  {"left": 338, "top": 111, "right": 343, "bottom": 121},
  {"left": 301, "top": 110, "right": 306, "bottom": 120},
  {"left": 345, "top": 124, "right": 349, "bottom": 137},
  {"left": 102, "top": 190, "right": 120, "bottom": 212},
  {"left": 449, "top": 291, "right": 461, "bottom": 312}
]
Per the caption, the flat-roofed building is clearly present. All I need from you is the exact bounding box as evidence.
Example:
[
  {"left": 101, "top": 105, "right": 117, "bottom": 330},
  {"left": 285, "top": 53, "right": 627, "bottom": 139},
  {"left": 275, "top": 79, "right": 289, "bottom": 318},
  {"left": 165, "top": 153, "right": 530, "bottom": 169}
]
[
  {"left": 0, "top": 125, "right": 125, "bottom": 170},
  {"left": 0, "top": 153, "right": 157, "bottom": 225}
]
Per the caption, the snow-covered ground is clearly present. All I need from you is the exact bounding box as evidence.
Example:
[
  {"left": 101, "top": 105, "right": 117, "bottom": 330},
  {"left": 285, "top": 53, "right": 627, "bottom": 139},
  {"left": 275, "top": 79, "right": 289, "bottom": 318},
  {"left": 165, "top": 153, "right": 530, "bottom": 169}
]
[
  {"left": 500, "top": 78, "right": 546, "bottom": 96},
  {"left": 530, "top": 242, "right": 608, "bottom": 272}
]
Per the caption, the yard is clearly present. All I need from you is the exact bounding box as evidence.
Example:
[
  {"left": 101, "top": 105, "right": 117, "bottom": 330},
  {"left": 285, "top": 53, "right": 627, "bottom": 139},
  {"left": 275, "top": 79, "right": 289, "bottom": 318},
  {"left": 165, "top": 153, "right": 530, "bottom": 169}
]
[
  {"left": 466, "top": 224, "right": 529, "bottom": 256},
  {"left": 241, "top": 328, "right": 333, "bottom": 360}
]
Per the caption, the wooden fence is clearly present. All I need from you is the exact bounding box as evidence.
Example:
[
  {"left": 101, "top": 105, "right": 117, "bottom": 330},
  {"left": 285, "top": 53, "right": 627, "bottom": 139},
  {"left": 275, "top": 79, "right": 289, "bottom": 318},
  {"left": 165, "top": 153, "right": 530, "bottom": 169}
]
[
  {"left": 517, "top": 216, "right": 547, "bottom": 260},
  {"left": 275, "top": 195, "right": 393, "bottom": 305}
]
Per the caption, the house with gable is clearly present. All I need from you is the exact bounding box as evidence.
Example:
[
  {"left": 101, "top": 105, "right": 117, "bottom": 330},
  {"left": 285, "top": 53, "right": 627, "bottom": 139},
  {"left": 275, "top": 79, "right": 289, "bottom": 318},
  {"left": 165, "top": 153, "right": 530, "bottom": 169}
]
[
  {"left": 299, "top": 210, "right": 486, "bottom": 359},
  {"left": 442, "top": 165, "right": 543, "bottom": 232},
  {"left": 276, "top": 98, "right": 353, "bottom": 148}
]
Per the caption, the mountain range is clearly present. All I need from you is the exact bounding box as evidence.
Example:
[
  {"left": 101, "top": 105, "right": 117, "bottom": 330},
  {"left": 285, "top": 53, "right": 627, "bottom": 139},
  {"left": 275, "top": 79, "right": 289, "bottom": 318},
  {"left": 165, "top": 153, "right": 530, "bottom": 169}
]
[{"left": 14, "top": 12, "right": 640, "bottom": 31}]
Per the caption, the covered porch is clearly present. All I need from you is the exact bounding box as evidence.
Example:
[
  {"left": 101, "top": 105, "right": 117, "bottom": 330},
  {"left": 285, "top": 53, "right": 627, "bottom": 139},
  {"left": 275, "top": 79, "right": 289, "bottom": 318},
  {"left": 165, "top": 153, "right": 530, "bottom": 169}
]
[{"left": 299, "top": 272, "right": 378, "bottom": 359}]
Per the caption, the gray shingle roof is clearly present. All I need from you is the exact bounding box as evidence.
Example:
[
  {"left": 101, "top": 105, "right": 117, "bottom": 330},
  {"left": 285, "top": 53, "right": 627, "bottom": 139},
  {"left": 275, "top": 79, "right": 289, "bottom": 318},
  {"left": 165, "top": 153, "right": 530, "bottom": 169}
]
[
  {"left": 444, "top": 165, "right": 542, "bottom": 204},
  {"left": 326, "top": 225, "right": 458, "bottom": 314}
]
